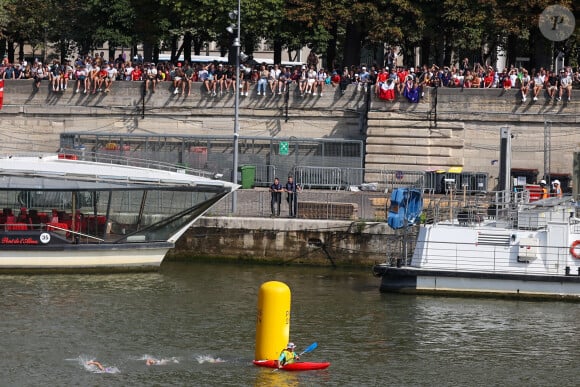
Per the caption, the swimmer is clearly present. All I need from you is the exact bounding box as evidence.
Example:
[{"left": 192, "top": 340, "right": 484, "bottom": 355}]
[
  {"left": 195, "top": 354, "right": 226, "bottom": 364},
  {"left": 144, "top": 355, "right": 178, "bottom": 366},
  {"left": 84, "top": 359, "right": 119, "bottom": 373},
  {"left": 86, "top": 360, "right": 104, "bottom": 371}
]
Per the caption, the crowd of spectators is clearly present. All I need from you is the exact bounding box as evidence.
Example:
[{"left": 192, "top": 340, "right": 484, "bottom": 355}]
[
  {"left": 373, "top": 58, "right": 579, "bottom": 103},
  {"left": 1, "top": 53, "right": 578, "bottom": 103}
]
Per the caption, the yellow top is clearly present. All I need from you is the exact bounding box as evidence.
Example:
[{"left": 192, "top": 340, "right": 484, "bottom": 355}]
[{"left": 278, "top": 349, "right": 297, "bottom": 366}]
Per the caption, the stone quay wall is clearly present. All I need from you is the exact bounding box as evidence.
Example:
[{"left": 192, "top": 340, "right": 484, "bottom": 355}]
[
  {"left": 168, "top": 216, "right": 391, "bottom": 267},
  {"left": 1, "top": 79, "right": 578, "bottom": 191},
  {"left": 367, "top": 87, "right": 580, "bottom": 189},
  {"left": 0, "top": 80, "right": 366, "bottom": 154}
]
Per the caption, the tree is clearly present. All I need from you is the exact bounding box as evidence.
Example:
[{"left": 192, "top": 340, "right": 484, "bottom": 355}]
[
  {"left": 1, "top": 0, "right": 52, "bottom": 62},
  {"left": 285, "top": 0, "right": 347, "bottom": 67},
  {"left": 88, "top": 0, "right": 136, "bottom": 61},
  {"left": 131, "top": 0, "right": 171, "bottom": 62}
]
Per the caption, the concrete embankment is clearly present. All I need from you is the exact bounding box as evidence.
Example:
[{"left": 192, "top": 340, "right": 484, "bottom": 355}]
[{"left": 168, "top": 216, "right": 391, "bottom": 267}]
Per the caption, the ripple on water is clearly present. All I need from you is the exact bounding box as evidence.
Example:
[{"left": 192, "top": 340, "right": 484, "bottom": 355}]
[{"left": 1, "top": 263, "right": 578, "bottom": 386}]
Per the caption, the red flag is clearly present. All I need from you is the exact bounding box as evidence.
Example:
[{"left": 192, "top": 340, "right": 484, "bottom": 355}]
[{"left": 0, "top": 79, "right": 4, "bottom": 110}]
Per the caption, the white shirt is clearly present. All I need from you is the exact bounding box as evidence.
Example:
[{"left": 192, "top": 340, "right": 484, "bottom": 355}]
[
  {"left": 124, "top": 66, "right": 134, "bottom": 81},
  {"left": 147, "top": 68, "right": 157, "bottom": 78},
  {"left": 560, "top": 74, "right": 572, "bottom": 87},
  {"left": 269, "top": 68, "right": 280, "bottom": 80},
  {"left": 521, "top": 75, "right": 530, "bottom": 86},
  {"left": 509, "top": 73, "right": 517, "bottom": 87},
  {"left": 107, "top": 67, "right": 118, "bottom": 79}
]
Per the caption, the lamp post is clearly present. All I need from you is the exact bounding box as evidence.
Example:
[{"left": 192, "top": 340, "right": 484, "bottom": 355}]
[{"left": 229, "top": 2, "right": 241, "bottom": 213}]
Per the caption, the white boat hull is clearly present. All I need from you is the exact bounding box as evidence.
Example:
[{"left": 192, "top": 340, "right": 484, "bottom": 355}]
[
  {"left": 0, "top": 242, "right": 173, "bottom": 271},
  {"left": 378, "top": 266, "right": 580, "bottom": 300}
]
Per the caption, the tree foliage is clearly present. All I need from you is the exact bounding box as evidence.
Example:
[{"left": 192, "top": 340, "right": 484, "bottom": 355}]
[{"left": 0, "top": 0, "right": 576, "bottom": 68}]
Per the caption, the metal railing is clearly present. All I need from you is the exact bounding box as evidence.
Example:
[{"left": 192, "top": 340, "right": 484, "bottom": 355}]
[
  {"left": 409, "top": 239, "right": 574, "bottom": 276},
  {"left": 423, "top": 190, "right": 579, "bottom": 230},
  {"left": 58, "top": 150, "right": 216, "bottom": 179},
  {"left": 294, "top": 166, "right": 342, "bottom": 190},
  {"left": 254, "top": 164, "right": 276, "bottom": 187},
  {"left": 291, "top": 167, "right": 427, "bottom": 192}
]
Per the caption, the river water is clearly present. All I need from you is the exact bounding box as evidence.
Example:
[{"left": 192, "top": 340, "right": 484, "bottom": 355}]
[{"left": 1, "top": 261, "right": 578, "bottom": 386}]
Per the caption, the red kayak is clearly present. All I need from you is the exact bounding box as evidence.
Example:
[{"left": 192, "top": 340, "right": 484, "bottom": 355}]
[{"left": 253, "top": 359, "right": 330, "bottom": 371}]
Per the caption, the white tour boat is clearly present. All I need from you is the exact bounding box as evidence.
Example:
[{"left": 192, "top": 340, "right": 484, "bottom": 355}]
[
  {"left": 374, "top": 190, "right": 580, "bottom": 300},
  {"left": 0, "top": 153, "right": 238, "bottom": 272}
]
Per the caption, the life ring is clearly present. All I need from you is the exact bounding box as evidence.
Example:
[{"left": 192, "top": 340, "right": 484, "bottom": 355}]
[{"left": 570, "top": 240, "right": 580, "bottom": 259}]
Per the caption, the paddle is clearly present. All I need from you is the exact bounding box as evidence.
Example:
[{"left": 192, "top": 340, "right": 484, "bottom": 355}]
[{"left": 298, "top": 342, "right": 317, "bottom": 356}]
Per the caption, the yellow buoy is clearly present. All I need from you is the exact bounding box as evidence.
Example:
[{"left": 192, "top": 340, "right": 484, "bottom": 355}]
[{"left": 255, "top": 281, "right": 291, "bottom": 361}]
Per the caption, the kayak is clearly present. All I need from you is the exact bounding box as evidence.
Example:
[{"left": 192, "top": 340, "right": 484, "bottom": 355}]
[{"left": 253, "top": 359, "right": 330, "bottom": 371}]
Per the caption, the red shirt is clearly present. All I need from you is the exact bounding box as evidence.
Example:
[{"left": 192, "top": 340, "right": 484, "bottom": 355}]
[
  {"left": 131, "top": 68, "right": 142, "bottom": 81},
  {"left": 397, "top": 70, "right": 408, "bottom": 84}
]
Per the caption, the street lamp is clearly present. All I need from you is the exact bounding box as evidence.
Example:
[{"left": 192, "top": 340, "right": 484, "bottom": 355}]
[{"left": 228, "top": 2, "right": 241, "bottom": 213}]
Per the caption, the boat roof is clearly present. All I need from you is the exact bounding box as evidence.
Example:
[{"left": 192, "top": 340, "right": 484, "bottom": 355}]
[{"left": 0, "top": 155, "right": 239, "bottom": 192}]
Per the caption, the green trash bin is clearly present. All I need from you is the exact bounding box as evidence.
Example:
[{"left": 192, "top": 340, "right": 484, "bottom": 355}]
[{"left": 239, "top": 165, "right": 256, "bottom": 189}]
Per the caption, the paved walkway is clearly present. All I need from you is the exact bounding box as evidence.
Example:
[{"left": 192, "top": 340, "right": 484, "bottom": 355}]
[{"left": 209, "top": 188, "right": 388, "bottom": 220}]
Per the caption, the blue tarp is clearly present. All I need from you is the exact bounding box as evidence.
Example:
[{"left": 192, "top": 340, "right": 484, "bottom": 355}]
[{"left": 387, "top": 188, "right": 423, "bottom": 229}]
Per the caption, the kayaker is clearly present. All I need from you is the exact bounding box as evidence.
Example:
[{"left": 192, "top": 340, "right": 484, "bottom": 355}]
[{"left": 278, "top": 342, "right": 300, "bottom": 368}]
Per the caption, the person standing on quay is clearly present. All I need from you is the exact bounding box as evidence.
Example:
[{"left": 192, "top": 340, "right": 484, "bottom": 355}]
[
  {"left": 540, "top": 180, "right": 549, "bottom": 199},
  {"left": 285, "top": 176, "right": 301, "bottom": 218},
  {"left": 552, "top": 180, "right": 563, "bottom": 198},
  {"left": 270, "top": 177, "right": 283, "bottom": 217}
]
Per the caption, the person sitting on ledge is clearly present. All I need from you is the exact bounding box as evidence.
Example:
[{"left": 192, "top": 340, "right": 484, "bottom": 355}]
[
  {"left": 558, "top": 69, "right": 573, "bottom": 102},
  {"left": 531, "top": 69, "right": 545, "bottom": 101},
  {"left": 520, "top": 69, "right": 531, "bottom": 102}
]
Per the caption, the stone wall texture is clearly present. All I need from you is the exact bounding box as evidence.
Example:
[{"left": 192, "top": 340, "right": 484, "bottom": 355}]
[
  {"left": 1, "top": 79, "right": 579, "bottom": 191},
  {"left": 169, "top": 217, "right": 390, "bottom": 266},
  {"left": 368, "top": 87, "right": 580, "bottom": 190}
]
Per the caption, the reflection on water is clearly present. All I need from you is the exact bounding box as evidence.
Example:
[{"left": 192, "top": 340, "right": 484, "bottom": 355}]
[
  {"left": 254, "top": 367, "right": 300, "bottom": 387},
  {"left": 1, "top": 262, "right": 578, "bottom": 386}
]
